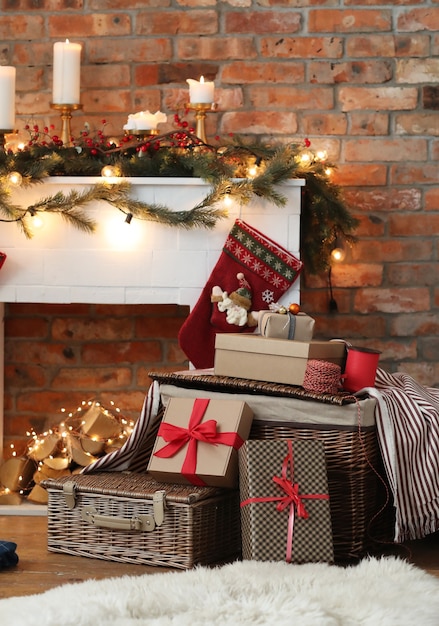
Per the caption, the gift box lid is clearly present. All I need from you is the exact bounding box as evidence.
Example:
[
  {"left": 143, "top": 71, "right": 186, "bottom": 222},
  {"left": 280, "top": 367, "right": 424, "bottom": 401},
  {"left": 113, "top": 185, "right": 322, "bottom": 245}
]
[{"left": 215, "top": 333, "right": 346, "bottom": 361}]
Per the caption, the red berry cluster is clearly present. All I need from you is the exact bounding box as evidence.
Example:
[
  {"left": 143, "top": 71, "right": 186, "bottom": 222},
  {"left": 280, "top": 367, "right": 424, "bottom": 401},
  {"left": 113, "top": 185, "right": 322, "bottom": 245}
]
[
  {"left": 24, "top": 124, "right": 60, "bottom": 147},
  {"left": 78, "top": 120, "right": 111, "bottom": 155}
]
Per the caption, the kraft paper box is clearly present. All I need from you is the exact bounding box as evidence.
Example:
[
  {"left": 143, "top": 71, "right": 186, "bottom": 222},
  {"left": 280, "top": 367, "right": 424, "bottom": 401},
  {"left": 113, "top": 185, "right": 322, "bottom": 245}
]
[
  {"left": 258, "top": 311, "right": 315, "bottom": 342},
  {"left": 239, "top": 438, "right": 334, "bottom": 563},
  {"left": 214, "top": 333, "right": 346, "bottom": 386},
  {"left": 147, "top": 397, "right": 254, "bottom": 488}
]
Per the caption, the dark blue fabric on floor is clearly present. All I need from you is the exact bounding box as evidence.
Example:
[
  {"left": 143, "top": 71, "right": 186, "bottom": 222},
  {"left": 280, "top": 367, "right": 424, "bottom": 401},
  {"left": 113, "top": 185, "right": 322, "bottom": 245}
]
[{"left": 0, "top": 540, "right": 19, "bottom": 569}]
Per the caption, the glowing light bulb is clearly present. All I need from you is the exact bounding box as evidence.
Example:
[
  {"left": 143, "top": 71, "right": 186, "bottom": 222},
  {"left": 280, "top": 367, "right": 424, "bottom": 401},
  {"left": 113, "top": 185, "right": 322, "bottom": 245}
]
[
  {"left": 101, "top": 165, "right": 118, "bottom": 178},
  {"left": 223, "top": 194, "right": 233, "bottom": 207},
  {"left": 30, "top": 213, "right": 45, "bottom": 230},
  {"left": 7, "top": 171, "right": 22, "bottom": 187},
  {"left": 299, "top": 151, "right": 313, "bottom": 164},
  {"left": 105, "top": 213, "right": 142, "bottom": 249},
  {"left": 331, "top": 247, "right": 346, "bottom": 263},
  {"left": 316, "top": 150, "right": 328, "bottom": 161}
]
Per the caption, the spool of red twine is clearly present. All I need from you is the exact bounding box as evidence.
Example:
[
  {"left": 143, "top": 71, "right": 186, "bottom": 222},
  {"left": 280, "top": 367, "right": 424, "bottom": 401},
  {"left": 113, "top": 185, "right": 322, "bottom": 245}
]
[{"left": 303, "top": 359, "right": 341, "bottom": 395}]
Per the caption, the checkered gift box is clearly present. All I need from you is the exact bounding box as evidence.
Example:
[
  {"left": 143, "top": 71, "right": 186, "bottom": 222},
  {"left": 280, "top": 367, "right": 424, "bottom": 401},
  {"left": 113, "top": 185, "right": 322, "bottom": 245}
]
[{"left": 239, "top": 438, "right": 334, "bottom": 564}]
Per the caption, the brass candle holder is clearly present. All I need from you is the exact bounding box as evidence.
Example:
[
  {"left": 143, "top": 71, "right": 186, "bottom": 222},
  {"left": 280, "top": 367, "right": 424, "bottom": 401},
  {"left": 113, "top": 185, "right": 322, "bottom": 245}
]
[
  {"left": 50, "top": 103, "right": 83, "bottom": 147},
  {"left": 186, "top": 102, "right": 214, "bottom": 144},
  {"left": 0, "top": 129, "right": 14, "bottom": 151},
  {"left": 125, "top": 129, "right": 160, "bottom": 141}
]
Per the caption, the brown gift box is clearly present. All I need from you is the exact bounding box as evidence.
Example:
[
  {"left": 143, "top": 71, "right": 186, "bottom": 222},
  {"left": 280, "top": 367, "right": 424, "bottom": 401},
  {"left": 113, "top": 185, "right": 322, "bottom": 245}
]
[
  {"left": 147, "top": 397, "right": 254, "bottom": 488},
  {"left": 214, "top": 333, "right": 346, "bottom": 386},
  {"left": 239, "top": 438, "right": 334, "bottom": 563},
  {"left": 258, "top": 311, "right": 315, "bottom": 342}
]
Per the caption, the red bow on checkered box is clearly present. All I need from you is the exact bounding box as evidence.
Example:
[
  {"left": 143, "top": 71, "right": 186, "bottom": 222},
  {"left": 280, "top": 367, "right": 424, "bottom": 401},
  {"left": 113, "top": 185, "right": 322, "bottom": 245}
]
[
  {"left": 239, "top": 438, "right": 334, "bottom": 564},
  {"left": 0, "top": 252, "right": 6, "bottom": 270}
]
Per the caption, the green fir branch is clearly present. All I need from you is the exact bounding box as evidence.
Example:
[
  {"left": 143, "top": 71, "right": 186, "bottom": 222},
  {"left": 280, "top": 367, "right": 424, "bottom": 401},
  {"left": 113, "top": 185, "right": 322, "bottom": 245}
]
[{"left": 0, "top": 132, "right": 360, "bottom": 274}]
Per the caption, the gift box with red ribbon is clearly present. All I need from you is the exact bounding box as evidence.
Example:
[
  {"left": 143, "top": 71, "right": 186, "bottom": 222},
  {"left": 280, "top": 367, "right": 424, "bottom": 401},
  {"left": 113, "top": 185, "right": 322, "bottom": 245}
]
[
  {"left": 147, "top": 397, "right": 254, "bottom": 488},
  {"left": 239, "top": 438, "right": 334, "bottom": 563}
]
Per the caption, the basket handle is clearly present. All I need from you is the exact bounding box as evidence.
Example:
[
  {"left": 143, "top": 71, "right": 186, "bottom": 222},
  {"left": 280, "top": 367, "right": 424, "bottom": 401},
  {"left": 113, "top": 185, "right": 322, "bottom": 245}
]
[{"left": 81, "top": 506, "right": 156, "bottom": 532}]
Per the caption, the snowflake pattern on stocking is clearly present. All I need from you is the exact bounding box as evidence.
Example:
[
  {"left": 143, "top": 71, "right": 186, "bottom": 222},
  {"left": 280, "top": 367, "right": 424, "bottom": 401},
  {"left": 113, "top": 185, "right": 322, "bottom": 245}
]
[{"left": 262, "top": 289, "right": 275, "bottom": 304}]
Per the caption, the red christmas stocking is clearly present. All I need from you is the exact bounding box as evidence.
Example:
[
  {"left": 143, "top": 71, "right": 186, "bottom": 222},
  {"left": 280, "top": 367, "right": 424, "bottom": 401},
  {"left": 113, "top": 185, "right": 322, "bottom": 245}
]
[{"left": 178, "top": 219, "right": 303, "bottom": 369}]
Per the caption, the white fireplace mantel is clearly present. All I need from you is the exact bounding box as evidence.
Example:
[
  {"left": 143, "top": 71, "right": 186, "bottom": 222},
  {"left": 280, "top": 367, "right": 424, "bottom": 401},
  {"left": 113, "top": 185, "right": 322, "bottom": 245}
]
[
  {"left": 0, "top": 176, "right": 303, "bottom": 307},
  {"left": 0, "top": 177, "right": 303, "bottom": 503}
]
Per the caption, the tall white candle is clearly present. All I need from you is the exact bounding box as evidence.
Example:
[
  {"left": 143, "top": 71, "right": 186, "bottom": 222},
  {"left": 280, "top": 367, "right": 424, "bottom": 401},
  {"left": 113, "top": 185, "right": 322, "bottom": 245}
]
[
  {"left": 186, "top": 76, "right": 215, "bottom": 104},
  {"left": 0, "top": 66, "right": 16, "bottom": 130},
  {"left": 52, "top": 40, "right": 82, "bottom": 104}
]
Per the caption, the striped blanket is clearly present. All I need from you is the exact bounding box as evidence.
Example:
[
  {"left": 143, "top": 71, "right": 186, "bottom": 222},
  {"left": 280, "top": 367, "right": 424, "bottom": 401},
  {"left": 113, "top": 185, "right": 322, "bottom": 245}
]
[
  {"left": 367, "top": 368, "right": 439, "bottom": 542},
  {"left": 82, "top": 380, "right": 162, "bottom": 475}
]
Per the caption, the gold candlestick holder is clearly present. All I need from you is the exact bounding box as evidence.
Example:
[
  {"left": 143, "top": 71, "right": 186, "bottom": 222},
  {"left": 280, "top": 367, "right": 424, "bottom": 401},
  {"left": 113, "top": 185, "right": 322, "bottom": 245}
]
[
  {"left": 50, "top": 103, "right": 83, "bottom": 147},
  {"left": 125, "top": 129, "right": 160, "bottom": 141},
  {"left": 186, "top": 102, "right": 214, "bottom": 144},
  {"left": 0, "top": 129, "right": 14, "bottom": 151}
]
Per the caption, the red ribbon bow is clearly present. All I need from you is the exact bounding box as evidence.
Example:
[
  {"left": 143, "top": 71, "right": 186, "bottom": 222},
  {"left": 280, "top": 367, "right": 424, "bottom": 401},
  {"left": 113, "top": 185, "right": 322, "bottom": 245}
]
[
  {"left": 241, "top": 439, "right": 329, "bottom": 562},
  {"left": 154, "top": 398, "right": 244, "bottom": 486}
]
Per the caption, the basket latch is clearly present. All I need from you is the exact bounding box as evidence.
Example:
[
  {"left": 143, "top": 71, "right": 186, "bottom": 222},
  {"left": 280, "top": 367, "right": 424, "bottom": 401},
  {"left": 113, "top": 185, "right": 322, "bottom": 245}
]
[
  {"left": 63, "top": 481, "right": 77, "bottom": 509},
  {"left": 153, "top": 490, "right": 166, "bottom": 526}
]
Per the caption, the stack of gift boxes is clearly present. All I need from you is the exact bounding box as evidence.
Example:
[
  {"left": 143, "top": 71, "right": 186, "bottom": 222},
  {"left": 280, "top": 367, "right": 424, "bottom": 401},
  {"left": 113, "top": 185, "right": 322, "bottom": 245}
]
[{"left": 146, "top": 310, "right": 341, "bottom": 565}]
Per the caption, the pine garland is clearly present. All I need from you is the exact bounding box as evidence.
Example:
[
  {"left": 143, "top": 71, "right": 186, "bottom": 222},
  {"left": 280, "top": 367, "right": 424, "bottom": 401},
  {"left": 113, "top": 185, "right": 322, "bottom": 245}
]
[{"left": 0, "top": 129, "right": 359, "bottom": 274}]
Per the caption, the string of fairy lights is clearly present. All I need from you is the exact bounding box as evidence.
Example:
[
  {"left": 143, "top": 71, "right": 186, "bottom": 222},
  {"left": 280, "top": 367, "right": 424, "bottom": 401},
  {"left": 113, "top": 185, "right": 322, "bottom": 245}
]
[{"left": 0, "top": 399, "right": 136, "bottom": 503}]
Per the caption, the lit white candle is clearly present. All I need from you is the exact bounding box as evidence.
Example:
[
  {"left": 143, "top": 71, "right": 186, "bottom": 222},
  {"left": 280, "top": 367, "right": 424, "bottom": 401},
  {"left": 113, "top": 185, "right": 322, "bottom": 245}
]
[
  {"left": 0, "top": 66, "right": 16, "bottom": 130},
  {"left": 123, "top": 110, "right": 167, "bottom": 131},
  {"left": 52, "top": 40, "right": 82, "bottom": 104},
  {"left": 186, "top": 76, "right": 214, "bottom": 104}
]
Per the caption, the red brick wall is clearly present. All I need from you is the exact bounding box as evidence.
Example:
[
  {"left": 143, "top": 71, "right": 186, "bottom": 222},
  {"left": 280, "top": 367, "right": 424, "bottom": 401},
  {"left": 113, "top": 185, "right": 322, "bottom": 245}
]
[
  {"left": 1, "top": 0, "right": 438, "bottom": 406},
  {"left": 3, "top": 303, "right": 188, "bottom": 453}
]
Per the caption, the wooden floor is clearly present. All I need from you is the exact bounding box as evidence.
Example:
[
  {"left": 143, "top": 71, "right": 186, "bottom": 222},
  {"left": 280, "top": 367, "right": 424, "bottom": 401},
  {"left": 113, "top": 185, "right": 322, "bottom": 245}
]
[{"left": 1, "top": 514, "right": 438, "bottom": 599}]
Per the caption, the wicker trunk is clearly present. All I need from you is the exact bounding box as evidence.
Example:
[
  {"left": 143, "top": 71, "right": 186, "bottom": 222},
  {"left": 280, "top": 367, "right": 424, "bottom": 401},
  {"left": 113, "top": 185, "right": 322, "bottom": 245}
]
[{"left": 42, "top": 472, "right": 241, "bottom": 569}]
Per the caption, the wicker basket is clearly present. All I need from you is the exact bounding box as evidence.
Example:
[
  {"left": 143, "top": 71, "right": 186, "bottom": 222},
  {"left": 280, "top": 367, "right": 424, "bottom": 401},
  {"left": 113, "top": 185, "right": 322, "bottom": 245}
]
[
  {"left": 42, "top": 472, "right": 241, "bottom": 569},
  {"left": 250, "top": 420, "right": 394, "bottom": 562}
]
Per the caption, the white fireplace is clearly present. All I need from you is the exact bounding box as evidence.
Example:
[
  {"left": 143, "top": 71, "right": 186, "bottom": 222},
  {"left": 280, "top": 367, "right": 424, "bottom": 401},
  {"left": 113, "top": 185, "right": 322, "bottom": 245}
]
[{"left": 0, "top": 177, "right": 303, "bottom": 511}]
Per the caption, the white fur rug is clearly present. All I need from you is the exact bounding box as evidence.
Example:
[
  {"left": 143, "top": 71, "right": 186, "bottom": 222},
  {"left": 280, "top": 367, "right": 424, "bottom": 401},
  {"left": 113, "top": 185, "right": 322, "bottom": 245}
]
[{"left": 1, "top": 557, "right": 439, "bottom": 625}]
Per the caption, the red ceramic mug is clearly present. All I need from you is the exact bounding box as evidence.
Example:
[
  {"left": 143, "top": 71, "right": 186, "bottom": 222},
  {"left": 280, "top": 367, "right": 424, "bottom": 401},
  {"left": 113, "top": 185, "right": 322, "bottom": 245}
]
[{"left": 343, "top": 346, "right": 381, "bottom": 393}]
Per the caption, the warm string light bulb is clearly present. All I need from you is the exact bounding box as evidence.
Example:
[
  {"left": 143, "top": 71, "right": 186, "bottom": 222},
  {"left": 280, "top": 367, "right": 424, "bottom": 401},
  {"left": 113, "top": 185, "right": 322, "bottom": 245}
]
[
  {"left": 7, "top": 171, "right": 22, "bottom": 187},
  {"left": 31, "top": 214, "right": 44, "bottom": 229},
  {"left": 331, "top": 247, "right": 346, "bottom": 263},
  {"left": 105, "top": 212, "right": 141, "bottom": 249},
  {"left": 222, "top": 193, "right": 233, "bottom": 208},
  {"left": 101, "top": 165, "right": 116, "bottom": 177},
  {"left": 330, "top": 235, "right": 346, "bottom": 263},
  {"left": 299, "top": 151, "right": 313, "bottom": 164}
]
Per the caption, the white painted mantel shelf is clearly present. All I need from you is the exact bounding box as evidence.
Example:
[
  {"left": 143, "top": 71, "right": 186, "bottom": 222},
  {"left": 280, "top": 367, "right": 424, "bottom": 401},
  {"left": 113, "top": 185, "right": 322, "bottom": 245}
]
[
  {"left": 0, "top": 176, "right": 303, "bottom": 514},
  {"left": 0, "top": 176, "right": 303, "bottom": 307}
]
